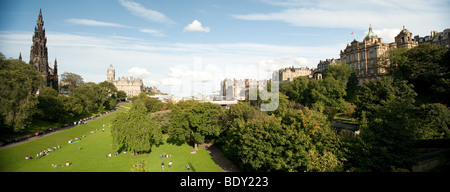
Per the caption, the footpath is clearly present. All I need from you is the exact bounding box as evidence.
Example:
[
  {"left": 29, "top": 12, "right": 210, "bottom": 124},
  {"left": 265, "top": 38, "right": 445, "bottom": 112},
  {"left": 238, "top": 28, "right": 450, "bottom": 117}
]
[{"left": 0, "top": 106, "right": 119, "bottom": 150}]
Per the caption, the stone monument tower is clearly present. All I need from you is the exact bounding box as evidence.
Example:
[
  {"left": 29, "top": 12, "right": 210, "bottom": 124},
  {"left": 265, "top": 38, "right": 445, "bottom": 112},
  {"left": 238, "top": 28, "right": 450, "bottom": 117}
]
[{"left": 29, "top": 9, "right": 59, "bottom": 91}]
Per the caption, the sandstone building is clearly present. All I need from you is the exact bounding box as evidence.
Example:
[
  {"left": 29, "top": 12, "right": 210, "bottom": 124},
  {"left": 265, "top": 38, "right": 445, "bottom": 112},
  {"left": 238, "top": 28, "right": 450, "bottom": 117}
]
[
  {"left": 414, "top": 28, "right": 450, "bottom": 48},
  {"left": 278, "top": 66, "right": 313, "bottom": 82},
  {"left": 106, "top": 65, "right": 145, "bottom": 97},
  {"left": 340, "top": 25, "right": 418, "bottom": 85},
  {"left": 316, "top": 58, "right": 339, "bottom": 72},
  {"left": 29, "top": 9, "right": 59, "bottom": 92}
]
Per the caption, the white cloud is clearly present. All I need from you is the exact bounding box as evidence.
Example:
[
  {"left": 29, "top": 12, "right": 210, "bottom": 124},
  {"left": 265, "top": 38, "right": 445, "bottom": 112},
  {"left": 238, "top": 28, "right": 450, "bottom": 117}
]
[
  {"left": 126, "top": 67, "right": 152, "bottom": 78},
  {"left": 118, "top": 0, "right": 172, "bottom": 24},
  {"left": 65, "top": 18, "right": 128, "bottom": 28},
  {"left": 0, "top": 30, "right": 342, "bottom": 95},
  {"left": 139, "top": 29, "right": 166, "bottom": 37},
  {"left": 233, "top": 0, "right": 449, "bottom": 35},
  {"left": 183, "top": 20, "right": 210, "bottom": 32},
  {"left": 361, "top": 28, "right": 401, "bottom": 43}
]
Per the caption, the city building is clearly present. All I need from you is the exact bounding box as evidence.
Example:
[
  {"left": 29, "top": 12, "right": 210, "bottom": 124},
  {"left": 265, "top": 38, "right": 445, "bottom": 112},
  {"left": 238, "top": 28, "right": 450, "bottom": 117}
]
[
  {"left": 106, "top": 65, "right": 145, "bottom": 97},
  {"left": 278, "top": 66, "right": 313, "bottom": 82},
  {"left": 29, "top": 9, "right": 59, "bottom": 92},
  {"left": 220, "top": 78, "right": 268, "bottom": 101},
  {"left": 316, "top": 58, "right": 339, "bottom": 72},
  {"left": 340, "top": 25, "right": 418, "bottom": 85},
  {"left": 414, "top": 28, "right": 450, "bottom": 48}
]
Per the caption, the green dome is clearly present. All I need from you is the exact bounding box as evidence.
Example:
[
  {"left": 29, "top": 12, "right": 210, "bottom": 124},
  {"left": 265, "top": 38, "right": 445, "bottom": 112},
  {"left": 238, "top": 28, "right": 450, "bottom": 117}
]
[{"left": 365, "top": 24, "right": 377, "bottom": 39}]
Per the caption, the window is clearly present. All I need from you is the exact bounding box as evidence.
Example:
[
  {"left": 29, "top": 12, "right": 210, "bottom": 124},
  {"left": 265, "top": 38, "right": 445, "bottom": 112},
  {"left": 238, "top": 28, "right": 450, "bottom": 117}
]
[
  {"left": 361, "top": 52, "right": 365, "bottom": 59},
  {"left": 370, "top": 69, "right": 374, "bottom": 74},
  {"left": 361, "top": 61, "right": 365, "bottom": 67},
  {"left": 370, "top": 52, "right": 374, "bottom": 58}
]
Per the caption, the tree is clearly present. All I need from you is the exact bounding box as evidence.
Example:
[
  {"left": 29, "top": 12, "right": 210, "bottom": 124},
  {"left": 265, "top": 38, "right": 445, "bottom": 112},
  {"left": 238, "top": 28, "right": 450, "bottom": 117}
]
[
  {"left": 354, "top": 77, "right": 417, "bottom": 119},
  {"left": 345, "top": 71, "right": 359, "bottom": 102},
  {"left": 415, "top": 103, "right": 450, "bottom": 139},
  {"left": 72, "top": 82, "right": 109, "bottom": 113},
  {"left": 280, "top": 63, "right": 353, "bottom": 116},
  {"left": 168, "top": 100, "right": 223, "bottom": 148},
  {"left": 150, "top": 110, "right": 171, "bottom": 133},
  {"left": 141, "top": 96, "right": 165, "bottom": 113},
  {"left": 111, "top": 100, "right": 162, "bottom": 154},
  {"left": 0, "top": 53, "right": 43, "bottom": 132},
  {"left": 36, "top": 87, "right": 69, "bottom": 123},
  {"left": 60, "top": 72, "right": 84, "bottom": 94},
  {"left": 98, "top": 81, "right": 118, "bottom": 110},
  {"left": 382, "top": 43, "right": 449, "bottom": 104},
  {"left": 117, "top": 90, "right": 127, "bottom": 101},
  {"left": 352, "top": 100, "right": 418, "bottom": 171},
  {"left": 220, "top": 105, "right": 344, "bottom": 172}
]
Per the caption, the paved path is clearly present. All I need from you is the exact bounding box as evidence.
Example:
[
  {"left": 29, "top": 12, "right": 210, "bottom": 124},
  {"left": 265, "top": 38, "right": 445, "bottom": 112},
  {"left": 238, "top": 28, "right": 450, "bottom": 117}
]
[
  {"left": 202, "top": 143, "right": 241, "bottom": 172},
  {"left": 0, "top": 107, "right": 120, "bottom": 150}
]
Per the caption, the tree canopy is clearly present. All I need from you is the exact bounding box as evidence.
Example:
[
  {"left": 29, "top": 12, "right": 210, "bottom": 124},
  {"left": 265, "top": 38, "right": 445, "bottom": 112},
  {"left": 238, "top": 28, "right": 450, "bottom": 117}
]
[
  {"left": 0, "top": 54, "right": 43, "bottom": 132},
  {"left": 382, "top": 43, "right": 449, "bottom": 104},
  {"left": 111, "top": 100, "right": 162, "bottom": 153},
  {"left": 168, "top": 100, "right": 223, "bottom": 147}
]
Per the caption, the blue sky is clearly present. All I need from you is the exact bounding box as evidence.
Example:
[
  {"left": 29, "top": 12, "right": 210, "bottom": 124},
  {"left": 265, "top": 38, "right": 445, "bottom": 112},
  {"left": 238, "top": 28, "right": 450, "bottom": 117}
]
[{"left": 1, "top": 0, "right": 449, "bottom": 96}]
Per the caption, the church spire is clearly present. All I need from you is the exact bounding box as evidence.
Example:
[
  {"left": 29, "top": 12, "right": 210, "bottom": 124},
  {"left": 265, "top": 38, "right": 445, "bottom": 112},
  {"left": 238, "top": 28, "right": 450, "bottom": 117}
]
[
  {"left": 19, "top": 52, "right": 22, "bottom": 61},
  {"left": 37, "top": 8, "right": 44, "bottom": 30},
  {"left": 54, "top": 58, "right": 58, "bottom": 76}
]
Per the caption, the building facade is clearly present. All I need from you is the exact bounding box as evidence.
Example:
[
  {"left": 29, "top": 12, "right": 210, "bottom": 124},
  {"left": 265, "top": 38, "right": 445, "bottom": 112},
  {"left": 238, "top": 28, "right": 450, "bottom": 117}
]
[
  {"left": 414, "top": 28, "right": 450, "bottom": 48},
  {"left": 278, "top": 66, "right": 313, "bottom": 82},
  {"left": 340, "top": 25, "right": 418, "bottom": 85},
  {"left": 106, "top": 65, "right": 145, "bottom": 97},
  {"left": 316, "top": 58, "right": 339, "bottom": 72},
  {"left": 29, "top": 9, "right": 59, "bottom": 92},
  {"left": 220, "top": 78, "right": 267, "bottom": 101}
]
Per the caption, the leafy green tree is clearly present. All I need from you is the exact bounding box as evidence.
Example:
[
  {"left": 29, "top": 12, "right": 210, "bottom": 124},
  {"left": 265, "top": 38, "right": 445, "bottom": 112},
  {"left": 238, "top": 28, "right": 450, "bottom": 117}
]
[
  {"left": 322, "top": 61, "right": 352, "bottom": 83},
  {"left": 354, "top": 77, "right": 417, "bottom": 119},
  {"left": 415, "top": 103, "right": 450, "bottom": 139},
  {"left": 141, "top": 96, "right": 165, "bottom": 113},
  {"left": 355, "top": 100, "right": 418, "bottom": 171},
  {"left": 36, "top": 87, "right": 69, "bottom": 122},
  {"left": 345, "top": 70, "right": 359, "bottom": 102},
  {"left": 111, "top": 100, "right": 162, "bottom": 154},
  {"left": 60, "top": 72, "right": 84, "bottom": 94},
  {"left": 168, "top": 100, "right": 223, "bottom": 148},
  {"left": 150, "top": 110, "right": 171, "bottom": 133},
  {"left": 220, "top": 103, "right": 344, "bottom": 172},
  {"left": 98, "top": 81, "right": 118, "bottom": 110},
  {"left": 280, "top": 62, "right": 353, "bottom": 117},
  {"left": 382, "top": 43, "right": 449, "bottom": 104},
  {"left": 117, "top": 90, "right": 127, "bottom": 101},
  {"left": 0, "top": 53, "right": 43, "bottom": 132},
  {"left": 280, "top": 76, "right": 312, "bottom": 106},
  {"left": 72, "top": 82, "right": 108, "bottom": 113}
]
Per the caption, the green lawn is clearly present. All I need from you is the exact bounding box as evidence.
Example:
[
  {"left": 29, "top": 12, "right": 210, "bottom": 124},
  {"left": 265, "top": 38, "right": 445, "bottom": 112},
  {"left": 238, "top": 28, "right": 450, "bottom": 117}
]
[{"left": 0, "top": 106, "right": 222, "bottom": 172}]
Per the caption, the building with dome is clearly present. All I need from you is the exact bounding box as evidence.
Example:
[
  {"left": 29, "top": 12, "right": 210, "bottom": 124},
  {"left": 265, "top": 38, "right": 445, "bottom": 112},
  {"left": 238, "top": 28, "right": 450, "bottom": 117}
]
[{"left": 340, "top": 25, "right": 418, "bottom": 85}]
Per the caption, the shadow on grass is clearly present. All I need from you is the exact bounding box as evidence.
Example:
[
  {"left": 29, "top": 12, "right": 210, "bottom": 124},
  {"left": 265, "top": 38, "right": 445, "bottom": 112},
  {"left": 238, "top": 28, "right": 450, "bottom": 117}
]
[
  {"left": 166, "top": 135, "right": 184, "bottom": 146},
  {"left": 188, "top": 162, "right": 196, "bottom": 172}
]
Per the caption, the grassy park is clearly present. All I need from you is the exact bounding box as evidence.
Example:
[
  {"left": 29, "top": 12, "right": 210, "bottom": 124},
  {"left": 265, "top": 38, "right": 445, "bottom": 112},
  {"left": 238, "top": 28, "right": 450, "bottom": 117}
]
[{"left": 0, "top": 104, "right": 222, "bottom": 172}]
